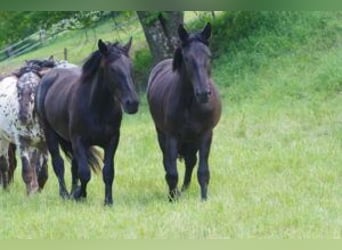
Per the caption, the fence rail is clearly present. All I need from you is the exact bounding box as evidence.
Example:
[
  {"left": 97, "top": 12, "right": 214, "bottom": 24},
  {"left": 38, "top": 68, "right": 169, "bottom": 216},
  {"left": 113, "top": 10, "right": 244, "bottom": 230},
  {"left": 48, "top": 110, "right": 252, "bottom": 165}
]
[
  {"left": 0, "top": 28, "right": 65, "bottom": 62},
  {"left": 0, "top": 14, "right": 140, "bottom": 63}
]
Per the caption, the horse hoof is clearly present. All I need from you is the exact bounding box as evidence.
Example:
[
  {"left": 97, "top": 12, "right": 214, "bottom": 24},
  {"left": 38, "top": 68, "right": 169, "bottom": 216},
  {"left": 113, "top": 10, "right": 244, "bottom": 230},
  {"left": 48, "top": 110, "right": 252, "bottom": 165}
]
[
  {"left": 60, "top": 190, "right": 70, "bottom": 200},
  {"left": 104, "top": 199, "right": 113, "bottom": 206},
  {"left": 72, "top": 186, "right": 86, "bottom": 202},
  {"left": 168, "top": 189, "right": 181, "bottom": 202},
  {"left": 72, "top": 186, "right": 82, "bottom": 200},
  {"left": 181, "top": 185, "right": 189, "bottom": 192},
  {"left": 27, "top": 186, "right": 39, "bottom": 196}
]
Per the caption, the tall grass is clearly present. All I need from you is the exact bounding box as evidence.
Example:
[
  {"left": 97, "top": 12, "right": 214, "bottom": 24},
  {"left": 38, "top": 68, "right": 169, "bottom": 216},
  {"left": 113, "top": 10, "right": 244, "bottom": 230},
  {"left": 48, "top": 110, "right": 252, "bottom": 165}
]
[{"left": 0, "top": 11, "right": 341, "bottom": 239}]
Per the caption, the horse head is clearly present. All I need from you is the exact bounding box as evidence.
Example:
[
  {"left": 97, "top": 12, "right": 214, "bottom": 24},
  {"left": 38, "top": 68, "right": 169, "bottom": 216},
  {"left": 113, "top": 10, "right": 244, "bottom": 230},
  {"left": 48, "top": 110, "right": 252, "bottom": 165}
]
[
  {"left": 16, "top": 68, "right": 41, "bottom": 124},
  {"left": 97, "top": 38, "right": 139, "bottom": 114},
  {"left": 173, "top": 22, "right": 212, "bottom": 104}
]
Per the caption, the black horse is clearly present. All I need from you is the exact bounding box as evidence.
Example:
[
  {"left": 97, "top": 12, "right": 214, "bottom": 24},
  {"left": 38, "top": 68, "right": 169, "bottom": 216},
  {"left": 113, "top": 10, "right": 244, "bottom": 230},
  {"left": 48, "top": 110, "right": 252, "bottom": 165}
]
[
  {"left": 147, "top": 23, "right": 221, "bottom": 201},
  {"left": 35, "top": 39, "right": 139, "bottom": 205}
]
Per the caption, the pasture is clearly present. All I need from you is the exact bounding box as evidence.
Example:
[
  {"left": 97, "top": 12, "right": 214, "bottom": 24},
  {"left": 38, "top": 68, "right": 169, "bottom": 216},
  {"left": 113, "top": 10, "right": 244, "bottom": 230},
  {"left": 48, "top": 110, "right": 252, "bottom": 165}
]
[{"left": 0, "top": 11, "right": 341, "bottom": 239}]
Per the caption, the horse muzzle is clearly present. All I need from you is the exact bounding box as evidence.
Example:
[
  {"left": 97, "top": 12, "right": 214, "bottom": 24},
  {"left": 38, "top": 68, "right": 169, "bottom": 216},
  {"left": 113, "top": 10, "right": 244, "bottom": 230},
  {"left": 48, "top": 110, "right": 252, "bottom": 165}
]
[
  {"left": 122, "top": 99, "right": 139, "bottom": 114},
  {"left": 19, "top": 113, "right": 32, "bottom": 124},
  {"left": 195, "top": 89, "right": 211, "bottom": 104}
]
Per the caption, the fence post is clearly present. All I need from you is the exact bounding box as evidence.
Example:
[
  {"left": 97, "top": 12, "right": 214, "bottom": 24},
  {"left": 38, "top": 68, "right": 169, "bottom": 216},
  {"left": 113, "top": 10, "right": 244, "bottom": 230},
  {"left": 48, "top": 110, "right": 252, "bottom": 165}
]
[{"left": 64, "top": 48, "right": 67, "bottom": 60}]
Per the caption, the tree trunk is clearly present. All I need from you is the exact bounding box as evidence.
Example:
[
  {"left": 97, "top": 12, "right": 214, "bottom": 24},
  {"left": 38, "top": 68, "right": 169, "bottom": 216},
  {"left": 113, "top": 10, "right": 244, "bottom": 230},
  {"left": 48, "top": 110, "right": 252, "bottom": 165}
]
[{"left": 137, "top": 11, "right": 184, "bottom": 64}]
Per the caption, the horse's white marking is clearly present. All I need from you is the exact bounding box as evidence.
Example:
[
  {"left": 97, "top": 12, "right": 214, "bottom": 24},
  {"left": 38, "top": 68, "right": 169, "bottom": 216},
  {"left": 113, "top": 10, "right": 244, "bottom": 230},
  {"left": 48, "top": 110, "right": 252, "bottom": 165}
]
[{"left": 55, "top": 60, "right": 78, "bottom": 69}]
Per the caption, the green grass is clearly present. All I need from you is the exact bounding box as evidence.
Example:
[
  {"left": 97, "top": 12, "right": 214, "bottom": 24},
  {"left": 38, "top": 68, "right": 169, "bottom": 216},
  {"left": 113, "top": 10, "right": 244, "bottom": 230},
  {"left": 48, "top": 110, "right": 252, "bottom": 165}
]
[{"left": 0, "top": 11, "right": 341, "bottom": 239}]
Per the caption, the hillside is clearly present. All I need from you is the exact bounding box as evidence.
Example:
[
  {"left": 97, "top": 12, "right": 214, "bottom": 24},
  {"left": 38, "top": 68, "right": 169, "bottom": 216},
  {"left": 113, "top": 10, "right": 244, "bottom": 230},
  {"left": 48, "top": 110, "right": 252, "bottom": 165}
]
[{"left": 0, "top": 11, "right": 341, "bottom": 239}]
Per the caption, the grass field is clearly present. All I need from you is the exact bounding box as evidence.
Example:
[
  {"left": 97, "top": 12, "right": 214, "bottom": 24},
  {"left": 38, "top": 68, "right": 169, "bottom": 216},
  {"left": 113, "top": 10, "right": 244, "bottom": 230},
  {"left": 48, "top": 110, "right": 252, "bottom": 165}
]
[{"left": 0, "top": 11, "right": 341, "bottom": 239}]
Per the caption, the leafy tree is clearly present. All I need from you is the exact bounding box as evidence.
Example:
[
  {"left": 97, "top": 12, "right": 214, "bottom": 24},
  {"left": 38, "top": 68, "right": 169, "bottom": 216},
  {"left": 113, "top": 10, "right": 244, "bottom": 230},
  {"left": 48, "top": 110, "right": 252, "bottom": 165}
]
[{"left": 0, "top": 11, "right": 77, "bottom": 47}]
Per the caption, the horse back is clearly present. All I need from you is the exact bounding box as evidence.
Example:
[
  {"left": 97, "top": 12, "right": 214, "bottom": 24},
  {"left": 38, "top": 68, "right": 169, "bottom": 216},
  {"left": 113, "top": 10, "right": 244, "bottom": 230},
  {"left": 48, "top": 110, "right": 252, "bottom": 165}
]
[
  {"left": 36, "top": 68, "right": 81, "bottom": 140},
  {"left": 147, "top": 59, "right": 181, "bottom": 125}
]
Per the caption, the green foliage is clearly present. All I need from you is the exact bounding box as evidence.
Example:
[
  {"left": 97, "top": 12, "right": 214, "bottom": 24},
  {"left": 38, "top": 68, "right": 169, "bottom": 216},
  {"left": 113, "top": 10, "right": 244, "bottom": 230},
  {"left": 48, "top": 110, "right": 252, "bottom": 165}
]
[
  {"left": 0, "top": 12, "right": 77, "bottom": 46},
  {"left": 133, "top": 48, "right": 153, "bottom": 91},
  {"left": 0, "top": 11, "right": 128, "bottom": 48},
  {"left": 137, "top": 11, "right": 163, "bottom": 26},
  {"left": 210, "top": 12, "right": 342, "bottom": 93}
]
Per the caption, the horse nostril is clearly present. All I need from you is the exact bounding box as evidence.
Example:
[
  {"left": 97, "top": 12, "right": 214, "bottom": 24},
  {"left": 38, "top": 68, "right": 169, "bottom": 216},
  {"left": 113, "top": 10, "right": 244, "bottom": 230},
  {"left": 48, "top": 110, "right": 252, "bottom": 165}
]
[
  {"left": 124, "top": 99, "right": 139, "bottom": 114},
  {"left": 195, "top": 89, "right": 211, "bottom": 103},
  {"left": 196, "top": 89, "right": 211, "bottom": 97}
]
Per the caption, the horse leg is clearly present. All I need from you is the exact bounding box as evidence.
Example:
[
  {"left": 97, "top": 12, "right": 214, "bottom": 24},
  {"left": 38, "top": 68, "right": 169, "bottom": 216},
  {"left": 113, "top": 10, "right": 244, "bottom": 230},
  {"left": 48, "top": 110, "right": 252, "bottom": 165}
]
[
  {"left": 181, "top": 143, "right": 198, "bottom": 192},
  {"left": 70, "top": 158, "right": 79, "bottom": 196},
  {"left": 8, "top": 143, "right": 17, "bottom": 184},
  {"left": 20, "top": 145, "right": 39, "bottom": 195},
  {"left": 157, "top": 130, "right": 180, "bottom": 200},
  {"left": 44, "top": 128, "right": 69, "bottom": 198},
  {"left": 0, "top": 155, "right": 8, "bottom": 189},
  {"left": 163, "top": 135, "right": 179, "bottom": 201},
  {"left": 156, "top": 128, "right": 166, "bottom": 154},
  {"left": 197, "top": 131, "right": 213, "bottom": 201},
  {"left": 0, "top": 141, "right": 9, "bottom": 189},
  {"left": 71, "top": 136, "right": 90, "bottom": 201},
  {"left": 37, "top": 150, "right": 49, "bottom": 191},
  {"left": 102, "top": 133, "right": 120, "bottom": 206}
]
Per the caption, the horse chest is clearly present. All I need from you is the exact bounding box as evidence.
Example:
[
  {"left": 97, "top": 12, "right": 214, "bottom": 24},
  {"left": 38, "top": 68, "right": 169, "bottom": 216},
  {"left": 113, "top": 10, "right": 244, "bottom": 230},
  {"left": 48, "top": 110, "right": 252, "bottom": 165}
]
[
  {"left": 76, "top": 112, "right": 121, "bottom": 145},
  {"left": 169, "top": 106, "right": 212, "bottom": 141}
]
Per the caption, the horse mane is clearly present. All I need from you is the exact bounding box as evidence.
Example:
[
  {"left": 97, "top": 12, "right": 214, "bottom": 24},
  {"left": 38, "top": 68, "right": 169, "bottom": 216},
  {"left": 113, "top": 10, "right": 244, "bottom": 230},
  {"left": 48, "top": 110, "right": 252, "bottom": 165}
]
[
  {"left": 12, "top": 65, "right": 40, "bottom": 78},
  {"left": 80, "top": 42, "right": 125, "bottom": 83},
  {"left": 26, "top": 59, "right": 56, "bottom": 68},
  {"left": 80, "top": 50, "right": 102, "bottom": 83},
  {"left": 12, "top": 59, "right": 57, "bottom": 78}
]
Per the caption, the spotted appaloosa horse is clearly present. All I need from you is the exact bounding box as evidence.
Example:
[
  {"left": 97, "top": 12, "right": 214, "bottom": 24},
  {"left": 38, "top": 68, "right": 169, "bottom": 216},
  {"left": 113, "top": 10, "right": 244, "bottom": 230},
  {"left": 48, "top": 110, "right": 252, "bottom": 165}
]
[
  {"left": 0, "top": 62, "right": 51, "bottom": 193},
  {"left": 147, "top": 23, "right": 221, "bottom": 201},
  {"left": 0, "top": 58, "right": 78, "bottom": 193}
]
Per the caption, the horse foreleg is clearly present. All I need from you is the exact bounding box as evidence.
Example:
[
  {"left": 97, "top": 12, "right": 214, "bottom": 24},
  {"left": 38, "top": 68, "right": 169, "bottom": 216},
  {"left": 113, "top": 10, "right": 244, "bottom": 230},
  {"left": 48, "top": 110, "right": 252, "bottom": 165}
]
[
  {"left": 36, "top": 150, "right": 49, "bottom": 191},
  {"left": 45, "top": 128, "right": 69, "bottom": 199},
  {"left": 0, "top": 156, "right": 9, "bottom": 189},
  {"left": 197, "top": 131, "right": 213, "bottom": 201},
  {"left": 70, "top": 158, "right": 79, "bottom": 196},
  {"left": 71, "top": 136, "right": 90, "bottom": 201},
  {"left": 8, "top": 143, "right": 17, "bottom": 184},
  {"left": 0, "top": 141, "right": 10, "bottom": 189},
  {"left": 163, "top": 135, "right": 180, "bottom": 201},
  {"left": 102, "top": 134, "right": 120, "bottom": 206},
  {"left": 181, "top": 143, "right": 198, "bottom": 192},
  {"left": 20, "top": 147, "right": 39, "bottom": 195}
]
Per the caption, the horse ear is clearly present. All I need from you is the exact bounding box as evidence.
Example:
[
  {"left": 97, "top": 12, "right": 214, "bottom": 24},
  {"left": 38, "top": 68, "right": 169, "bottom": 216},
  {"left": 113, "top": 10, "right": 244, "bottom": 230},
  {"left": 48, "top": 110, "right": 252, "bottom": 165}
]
[
  {"left": 172, "top": 47, "right": 182, "bottom": 71},
  {"left": 123, "top": 37, "right": 132, "bottom": 54},
  {"left": 201, "top": 22, "right": 211, "bottom": 41},
  {"left": 98, "top": 39, "right": 108, "bottom": 55},
  {"left": 178, "top": 24, "right": 189, "bottom": 43}
]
